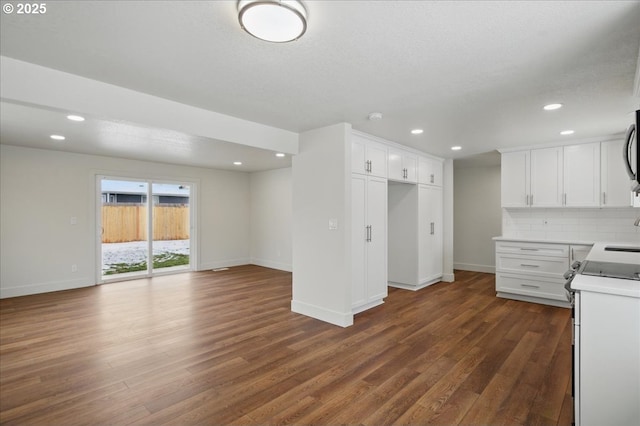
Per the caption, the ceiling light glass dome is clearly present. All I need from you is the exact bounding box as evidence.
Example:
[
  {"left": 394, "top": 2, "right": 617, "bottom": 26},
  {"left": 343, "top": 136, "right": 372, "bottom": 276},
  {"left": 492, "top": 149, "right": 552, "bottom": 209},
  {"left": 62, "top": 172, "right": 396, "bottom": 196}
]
[{"left": 238, "top": 0, "right": 307, "bottom": 43}]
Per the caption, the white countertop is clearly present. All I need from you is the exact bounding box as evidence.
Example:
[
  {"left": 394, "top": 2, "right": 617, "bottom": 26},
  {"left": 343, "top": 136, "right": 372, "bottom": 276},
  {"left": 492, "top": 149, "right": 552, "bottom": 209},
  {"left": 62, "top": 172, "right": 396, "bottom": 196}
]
[
  {"left": 492, "top": 236, "right": 596, "bottom": 246},
  {"left": 571, "top": 242, "right": 640, "bottom": 298}
]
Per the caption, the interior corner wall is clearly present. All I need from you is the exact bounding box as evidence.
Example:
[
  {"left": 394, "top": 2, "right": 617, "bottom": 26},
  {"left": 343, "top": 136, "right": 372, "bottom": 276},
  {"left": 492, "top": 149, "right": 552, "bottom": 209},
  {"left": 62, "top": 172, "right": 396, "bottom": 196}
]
[
  {"left": 249, "top": 167, "right": 292, "bottom": 272},
  {"left": 0, "top": 144, "right": 251, "bottom": 298},
  {"left": 453, "top": 164, "right": 502, "bottom": 273},
  {"left": 442, "top": 159, "right": 455, "bottom": 281},
  {"left": 291, "top": 123, "right": 353, "bottom": 327}
]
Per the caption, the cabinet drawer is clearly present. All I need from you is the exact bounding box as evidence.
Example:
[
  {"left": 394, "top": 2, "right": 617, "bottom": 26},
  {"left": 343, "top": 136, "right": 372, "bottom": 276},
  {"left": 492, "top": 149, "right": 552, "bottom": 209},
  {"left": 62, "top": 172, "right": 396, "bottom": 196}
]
[
  {"left": 496, "top": 273, "right": 568, "bottom": 301},
  {"left": 496, "top": 241, "right": 569, "bottom": 257},
  {"left": 496, "top": 253, "right": 568, "bottom": 277}
]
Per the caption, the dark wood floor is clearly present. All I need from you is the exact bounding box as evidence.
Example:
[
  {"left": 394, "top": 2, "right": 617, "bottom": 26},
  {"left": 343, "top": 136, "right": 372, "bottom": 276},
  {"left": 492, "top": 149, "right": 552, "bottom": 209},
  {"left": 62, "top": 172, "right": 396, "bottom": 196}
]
[{"left": 0, "top": 266, "right": 572, "bottom": 425}]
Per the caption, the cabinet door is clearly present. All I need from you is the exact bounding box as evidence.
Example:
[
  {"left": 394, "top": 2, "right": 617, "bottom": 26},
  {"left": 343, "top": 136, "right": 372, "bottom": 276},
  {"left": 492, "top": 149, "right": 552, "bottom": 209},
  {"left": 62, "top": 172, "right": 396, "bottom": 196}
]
[
  {"left": 351, "top": 174, "right": 367, "bottom": 308},
  {"left": 564, "top": 143, "right": 600, "bottom": 207},
  {"left": 388, "top": 149, "right": 404, "bottom": 181},
  {"left": 419, "top": 185, "right": 443, "bottom": 282},
  {"left": 601, "top": 140, "right": 632, "bottom": 207},
  {"left": 419, "top": 157, "right": 443, "bottom": 186},
  {"left": 352, "top": 136, "right": 367, "bottom": 175},
  {"left": 501, "top": 151, "right": 530, "bottom": 207},
  {"left": 531, "top": 147, "right": 563, "bottom": 207},
  {"left": 367, "top": 143, "right": 388, "bottom": 178},
  {"left": 366, "top": 176, "right": 388, "bottom": 302},
  {"left": 429, "top": 187, "right": 443, "bottom": 278},
  {"left": 351, "top": 134, "right": 388, "bottom": 177},
  {"left": 404, "top": 154, "right": 418, "bottom": 183}
]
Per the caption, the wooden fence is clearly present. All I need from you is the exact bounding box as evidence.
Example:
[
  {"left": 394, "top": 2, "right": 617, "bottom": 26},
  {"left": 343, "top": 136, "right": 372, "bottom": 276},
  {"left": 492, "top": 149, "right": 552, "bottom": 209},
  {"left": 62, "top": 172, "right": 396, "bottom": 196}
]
[{"left": 102, "top": 205, "right": 189, "bottom": 243}]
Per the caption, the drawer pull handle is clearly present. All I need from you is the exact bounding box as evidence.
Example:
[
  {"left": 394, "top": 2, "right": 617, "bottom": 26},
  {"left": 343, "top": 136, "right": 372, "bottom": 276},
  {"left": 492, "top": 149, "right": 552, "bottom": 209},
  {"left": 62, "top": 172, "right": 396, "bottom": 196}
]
[
  {"left": 520, "top": 264, "right": 540, "bottom": 268},
  {"left": 520, "top": 248, "right": 539, "bottom": 251},
  {"left": 521, "top": 284, "right": 540, "bottom": 289}
]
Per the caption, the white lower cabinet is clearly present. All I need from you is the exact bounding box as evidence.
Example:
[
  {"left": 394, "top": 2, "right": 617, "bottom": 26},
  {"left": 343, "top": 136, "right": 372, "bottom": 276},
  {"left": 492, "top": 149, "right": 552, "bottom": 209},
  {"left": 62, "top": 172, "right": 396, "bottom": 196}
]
[
  {"left": 388, "top": 183, "right": 443, "bottom": 290},
  {"left": 352, "top": 174, "right": 387, "bottom": 313},
  {"left": 574, "top": 289, "right": 640, "bottom": 426},
  {"left": 495, "top": 240, "right": 571, "bottom": 307}
]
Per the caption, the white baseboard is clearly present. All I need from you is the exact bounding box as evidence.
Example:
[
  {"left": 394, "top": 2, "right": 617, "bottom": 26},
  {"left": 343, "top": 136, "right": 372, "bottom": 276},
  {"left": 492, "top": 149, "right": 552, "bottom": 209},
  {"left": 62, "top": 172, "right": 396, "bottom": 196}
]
[
  {"left": 352, "top": 299, "right": 384, "bottom": 314},
  {"left": 453, "top": 263, "right": 495, "bottom": 274},
  {"left": 388, "top": 278, "right": 440, "bottom": 291},
  {"left": 0, "top": 277, "right": 94, "bottom": 299},
  {"left": 291, "top": 299, "right": 353, "bottom": 328},
  {"left": 199, "top": 258, "right": 250, "bottom": 271},
  {"left": 250, "top": 258, "right": 292, "bottom": 272},
  {"left": 442, "top": 272, "right": 455, "bottom": 282},
  {"left": 497, "top": 292, "right": 570, "bottom": 308}
]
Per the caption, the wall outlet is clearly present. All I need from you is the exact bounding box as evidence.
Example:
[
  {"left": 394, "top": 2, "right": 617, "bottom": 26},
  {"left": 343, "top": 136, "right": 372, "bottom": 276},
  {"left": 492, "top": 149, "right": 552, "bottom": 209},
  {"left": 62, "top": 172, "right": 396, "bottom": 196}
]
[
  {"left": 71, "top": 264, "right": 78, "bottom": 273},
  {"left": 70, "top": 216, "right": 77, "bottom": 225}
]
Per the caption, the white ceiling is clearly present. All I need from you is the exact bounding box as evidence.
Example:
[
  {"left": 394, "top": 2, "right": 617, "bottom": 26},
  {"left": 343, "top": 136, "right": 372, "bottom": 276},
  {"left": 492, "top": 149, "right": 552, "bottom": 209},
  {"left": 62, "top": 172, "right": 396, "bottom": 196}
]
[{"left": 1, "top": 1, "right": 639, "bottom": 171}]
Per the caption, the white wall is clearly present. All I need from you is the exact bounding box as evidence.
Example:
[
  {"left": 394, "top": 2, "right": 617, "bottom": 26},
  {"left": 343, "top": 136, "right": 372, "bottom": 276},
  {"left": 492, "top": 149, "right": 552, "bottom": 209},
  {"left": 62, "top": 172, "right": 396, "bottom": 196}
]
[
  {"left": 453, "top": 164, "right": 502, "bottom": 273},
  {"left": 291, "top": 123, "right": 352, "bottom": 327},
  {"left": 249, "top": 168, "right": 292, "bottom": 271},
  {"left": 0, "top": 144, "right": 251, "bottom": 298},
  {"left": 443, "top": 159, "right": 456, "bottom": 281}
]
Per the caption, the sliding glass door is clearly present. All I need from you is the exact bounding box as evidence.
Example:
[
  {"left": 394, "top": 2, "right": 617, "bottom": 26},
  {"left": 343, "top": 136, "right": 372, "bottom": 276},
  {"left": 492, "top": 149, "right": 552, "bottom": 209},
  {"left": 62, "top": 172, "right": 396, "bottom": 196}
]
[{"left": 99, "top": 177, "right": 192, "bottom": 281}]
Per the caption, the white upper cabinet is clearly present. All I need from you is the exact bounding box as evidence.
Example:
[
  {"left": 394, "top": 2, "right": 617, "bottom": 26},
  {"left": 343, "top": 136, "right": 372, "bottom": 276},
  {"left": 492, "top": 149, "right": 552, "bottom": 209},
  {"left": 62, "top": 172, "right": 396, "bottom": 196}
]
[
  {"left": 601, "top": 139, "right": 633, "bottom": 207},
  {"left": 530, "top": 147, "right": 563, "bottom": 207},
  {"left": 501, "top": 151, "right": 531, "bottom": 207},
  {"left": 563, "top": 143, "right": 600, "bottom": 207},
  {"left": 388, "top": 148, "right": 417, "bottom": 183},
  {"left": 501, "top": 140, "right": 634, "bottom": 209},
  {"left": 352, "top": 133, "right": 387, "bottom": 178},
  {"left": 418, "top": 157, "right": 443, "bottom": 186}
]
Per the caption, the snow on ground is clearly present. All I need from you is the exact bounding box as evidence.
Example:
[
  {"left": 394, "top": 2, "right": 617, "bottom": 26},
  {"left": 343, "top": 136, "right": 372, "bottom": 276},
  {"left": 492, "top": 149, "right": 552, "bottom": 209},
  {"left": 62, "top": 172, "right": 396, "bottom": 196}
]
[{"left": 102, "top": 239, "right": 189, "bottom": 271}]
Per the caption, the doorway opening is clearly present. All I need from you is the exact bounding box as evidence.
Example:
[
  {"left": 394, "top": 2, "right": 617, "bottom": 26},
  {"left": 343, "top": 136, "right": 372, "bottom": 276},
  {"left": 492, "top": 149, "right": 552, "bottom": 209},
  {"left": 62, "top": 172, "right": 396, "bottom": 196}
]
[{"left": 98, "top": 177, "right": 193, "bottom": 282}]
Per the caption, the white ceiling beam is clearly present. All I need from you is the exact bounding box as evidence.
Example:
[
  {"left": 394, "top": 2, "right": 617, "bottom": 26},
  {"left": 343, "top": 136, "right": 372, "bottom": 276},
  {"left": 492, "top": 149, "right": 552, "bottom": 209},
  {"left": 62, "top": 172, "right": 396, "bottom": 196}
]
[{"left": 0, "top": 56, "right": 299, "bottom": 155}]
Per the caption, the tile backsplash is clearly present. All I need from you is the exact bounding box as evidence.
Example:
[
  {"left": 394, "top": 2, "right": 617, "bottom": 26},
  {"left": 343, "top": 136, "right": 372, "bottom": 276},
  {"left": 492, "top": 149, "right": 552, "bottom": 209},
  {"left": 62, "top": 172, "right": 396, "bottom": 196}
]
[{"left": 502, "top": 208, "right": 640, "bottom": 243}]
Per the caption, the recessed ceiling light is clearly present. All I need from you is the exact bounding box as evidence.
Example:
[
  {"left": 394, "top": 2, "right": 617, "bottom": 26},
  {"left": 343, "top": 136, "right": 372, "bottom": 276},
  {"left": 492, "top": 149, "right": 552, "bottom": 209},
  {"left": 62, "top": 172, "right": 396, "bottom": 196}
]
[
  {"left": 411, "top": 129, "right": 424, "bottom": 135},
  {"left": 543, "top": 103, "right": 563, "bottom": 111},
  {"left": 451, "top": 146, "right": 462, "bottom": 151},
  {"left": 66, "top": 115, "right": 85, "bottom": 122},
  {"left": 233, "top": 161, "right": 243, "bottom": 166},
  {"left": 275, "top": 153, "right": 285, "bottom": 157},
  {"left": 50, "top": 135, "right": 66, "bottom": 141},
  {"left": 560, "top": 130, "right": 575, "bottom": 135}
]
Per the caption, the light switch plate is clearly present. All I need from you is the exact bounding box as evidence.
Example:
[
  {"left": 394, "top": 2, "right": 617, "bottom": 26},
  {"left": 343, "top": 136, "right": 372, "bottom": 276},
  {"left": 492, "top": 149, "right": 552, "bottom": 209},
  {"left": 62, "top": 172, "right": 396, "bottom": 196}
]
[{"left": 328, "top": 218, "right": 338, "bottom": 230}]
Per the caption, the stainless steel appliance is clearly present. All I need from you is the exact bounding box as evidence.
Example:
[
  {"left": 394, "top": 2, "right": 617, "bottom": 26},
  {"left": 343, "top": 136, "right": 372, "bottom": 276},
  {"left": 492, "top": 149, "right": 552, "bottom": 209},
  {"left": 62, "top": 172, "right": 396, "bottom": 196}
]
[
  {"left": 579, "top": 260, "right": 640, "bottom": 280},
  {"left": 623, "top": 109, "right": 639, "bottom": 194}
]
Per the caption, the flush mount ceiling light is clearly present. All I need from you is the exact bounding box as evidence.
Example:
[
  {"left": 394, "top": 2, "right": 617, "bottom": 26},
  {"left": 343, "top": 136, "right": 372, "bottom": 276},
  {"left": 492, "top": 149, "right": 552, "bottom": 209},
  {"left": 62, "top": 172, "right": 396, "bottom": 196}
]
[
  {"left": 275, "top": 153, "right": 286, "bottom": 157},
  {"left": 368, "top": 112, "right": 383, "bottom": 121},
  {"left": 544, "top": 103, "right": 563, "bottom": 111},
  {"left": 238, "top": 0, "right": 307, "bottom": 43},
  {"left": 411, "top": 129, "right": 424, "bottom": 135},
  {"left": 560, "top": 130, "right": 575, "bottom": 135},
  {"left": 233, "top": 161, "right": 243, "bottom": 166},
  {"left": 50, "top": 134, "right": 66, "bottom": 141},
  {"left": 66, "top": 114, "right": 85, "bottom": 122},
  {"left": 451, "top": 146, "right": 462, "bottom": 151}
]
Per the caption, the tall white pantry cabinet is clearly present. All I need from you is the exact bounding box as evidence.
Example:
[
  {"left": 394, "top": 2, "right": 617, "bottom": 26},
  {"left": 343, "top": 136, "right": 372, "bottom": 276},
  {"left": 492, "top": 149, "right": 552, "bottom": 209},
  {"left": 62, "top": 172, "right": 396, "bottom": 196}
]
[
  {"left": 351, "top": 135, "right": 388, "bottom": 314},
  {"left": 351, "top": 131, "right": 445, "bottom": 313},
  {"left": 387, "top": 157, "right": 444, "bottom": 290}
]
